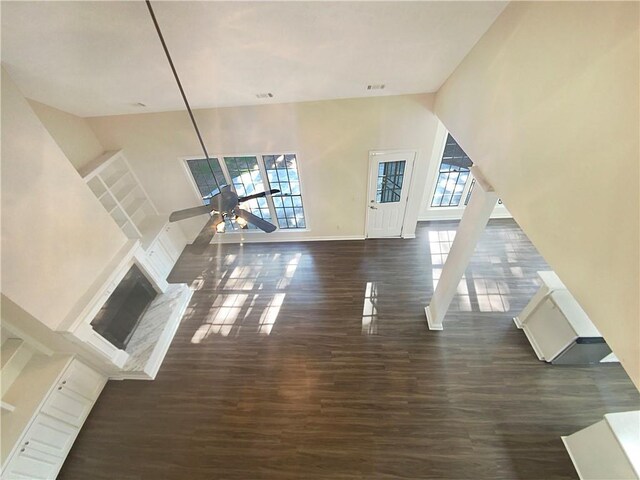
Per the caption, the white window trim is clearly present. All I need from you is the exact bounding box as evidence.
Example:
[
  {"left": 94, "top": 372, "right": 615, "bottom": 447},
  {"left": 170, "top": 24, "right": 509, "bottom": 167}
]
[
  {"left": 179, "top": 151, "right": 310, "bottom": 233},
  {"left": 418, "top": 124, "right": 511, "bottom": 222}
]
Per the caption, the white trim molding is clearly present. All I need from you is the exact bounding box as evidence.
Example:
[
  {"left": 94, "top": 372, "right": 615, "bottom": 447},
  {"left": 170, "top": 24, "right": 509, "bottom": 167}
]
[{"left": 209, "top": 233, "right": 366, "bottom": 245}]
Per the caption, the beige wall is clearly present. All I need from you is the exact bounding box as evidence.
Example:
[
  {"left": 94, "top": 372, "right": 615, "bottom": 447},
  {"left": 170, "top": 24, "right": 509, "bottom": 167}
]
[
  {"left": 28, "top": 99, "right": 104, "bottom": 172},
  {"left": 1, "top": 69, "right": 128, "bottom": 331},
  {"left": 435, "top": 2, "right": 640, "bottom": 388},
  {"left": 87, "top": 94, "right": 439, "bottom": 241}
]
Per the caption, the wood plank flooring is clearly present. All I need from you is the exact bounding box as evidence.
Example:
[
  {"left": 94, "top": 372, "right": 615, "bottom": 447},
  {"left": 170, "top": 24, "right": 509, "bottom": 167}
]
[{"left": 59, "top": 220, "right": 640, "bottom": 480}]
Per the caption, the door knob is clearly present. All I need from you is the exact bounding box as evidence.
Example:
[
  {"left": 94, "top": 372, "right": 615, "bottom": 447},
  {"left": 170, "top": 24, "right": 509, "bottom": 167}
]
[{"left": 369, "top": 206, "right": 378, "bottom": 210}]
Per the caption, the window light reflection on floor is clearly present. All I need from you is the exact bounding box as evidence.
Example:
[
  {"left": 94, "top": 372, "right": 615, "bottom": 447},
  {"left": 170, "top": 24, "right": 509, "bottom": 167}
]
[
  {"left": 362, "top": 282, "right": 379, "bottom": 335},
  {"left": 258, "top": 293, "right": 286, "bottom": 335},
  {"left": 190, "top": 252, "right": 303, "bottom": 342},
  {"left": 474, "top": 278, "right": 511, "bottom": 312},
  {"left": 428, "top": 230, "right": 457, "bottom": 265},
  {"left": 191, "top": 293, "right": 248, "bottom": 342},
  {"left": 277, "top": 253, "right": 301, "bottom": 290},
  {"left": 221, "top": 265, "right": 262, "bottom": 290}
]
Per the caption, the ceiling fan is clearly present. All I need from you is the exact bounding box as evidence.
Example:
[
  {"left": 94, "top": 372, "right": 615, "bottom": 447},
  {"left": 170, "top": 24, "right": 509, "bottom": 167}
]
[
  {"left": 169, "top": 186, "right": 280, "bottom": 249},
  {"left": 145, "top": 1, "right": 280, "bottom": 250}
]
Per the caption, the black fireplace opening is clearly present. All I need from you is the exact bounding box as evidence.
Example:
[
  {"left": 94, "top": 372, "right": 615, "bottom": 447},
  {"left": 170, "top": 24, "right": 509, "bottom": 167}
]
[{"left": 91, "top": 264, "right": 157, "bottom": 350}]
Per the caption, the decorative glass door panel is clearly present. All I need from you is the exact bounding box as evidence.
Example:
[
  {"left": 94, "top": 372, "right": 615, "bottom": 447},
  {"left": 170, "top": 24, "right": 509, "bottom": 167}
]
[{"left": 376, "top": 160, "right": 406, "bottom": 204}]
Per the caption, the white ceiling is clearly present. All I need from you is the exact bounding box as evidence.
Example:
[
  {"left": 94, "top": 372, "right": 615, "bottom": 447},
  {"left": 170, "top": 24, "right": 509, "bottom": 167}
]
[{"left": 1, "top": 1, "right": 507, "bottom": 117}]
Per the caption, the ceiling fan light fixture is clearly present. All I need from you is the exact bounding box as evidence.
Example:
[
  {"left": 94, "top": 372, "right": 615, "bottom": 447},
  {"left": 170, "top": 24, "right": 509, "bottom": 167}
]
[
  {"left": 236, "top": 216, "right": 247, "bottom": 228},
  {"left": 216, "top": 221, "right": 226, "bottom": 233}
]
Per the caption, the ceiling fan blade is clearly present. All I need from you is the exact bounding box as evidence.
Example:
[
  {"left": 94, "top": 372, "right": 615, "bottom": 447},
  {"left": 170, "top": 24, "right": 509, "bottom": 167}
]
[
  {"left": 237, "top": 189, "right": 281, "bottom": 203},
  {"left": 169, "top": 205, "right": 213, "bottom": 222},
  {"left": 192, "top": 214, "right": 223, "bottom": 249},
  {"left": 235, "top": 208, "right": 277, "bottom": 233}
]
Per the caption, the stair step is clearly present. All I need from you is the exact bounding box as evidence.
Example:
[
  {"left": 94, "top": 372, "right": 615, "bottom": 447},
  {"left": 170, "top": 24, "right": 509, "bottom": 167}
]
[{"left": 1, "top": 339, "right": 34, "bottom": 396}]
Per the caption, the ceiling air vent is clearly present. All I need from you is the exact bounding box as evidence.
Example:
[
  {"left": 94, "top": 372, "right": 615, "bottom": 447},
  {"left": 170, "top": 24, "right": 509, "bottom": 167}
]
[
  {"left": 256, "top": 93, "right": 274, "bottom": 99},
  {"left": 367, "top": 84, "right": 385, "bottom": 91}
]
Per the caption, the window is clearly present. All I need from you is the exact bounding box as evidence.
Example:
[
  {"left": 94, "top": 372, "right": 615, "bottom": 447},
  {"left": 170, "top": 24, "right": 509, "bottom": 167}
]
[
  {"left": 186, "top": 158, "right": 228, "bottom": 201},
  {"left": 185, "top": 153, "right": 307, "bottom": 231},
  {"left": 376, "top": 160, "right": 406, "bottom": 204},
  {"left": 223, "top": 156, "right": 273, "bottom": 230},
  {"left": 431, "top": 134, "right": 473, "bottom": 208},
  {"left": 263, "top": 154, "right": 306, "bottom": 229}
]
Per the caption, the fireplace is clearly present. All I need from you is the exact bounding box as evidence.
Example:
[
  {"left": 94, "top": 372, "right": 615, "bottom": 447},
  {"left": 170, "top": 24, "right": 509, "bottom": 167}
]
[{"left": 90, "top": 264, "right": 158, "bottom": 350}]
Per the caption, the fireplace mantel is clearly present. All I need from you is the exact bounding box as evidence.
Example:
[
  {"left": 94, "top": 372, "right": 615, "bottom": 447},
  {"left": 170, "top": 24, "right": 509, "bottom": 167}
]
[{"left": 59, "top": 236, "right": 191, "bottom": 379}]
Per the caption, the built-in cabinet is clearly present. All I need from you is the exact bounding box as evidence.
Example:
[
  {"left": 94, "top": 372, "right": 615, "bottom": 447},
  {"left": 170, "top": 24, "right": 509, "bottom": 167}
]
[
  {"left": 82, "top": 151, "right": 159, "bottom": 241},
  {"left": 1, "top": 348, "right": 106, "bottom": 480},
  {"left": 0, "top": 151, "right": 193, "bottom": 479},
  {"left": 4, "top": 415, "right": 78, "bottom": 480},
  {"left": 145, "top": 223, "right": 185, "bottom": 283},
  {"left": 81, "top": 150, "right": 187, "bottom": 286}
]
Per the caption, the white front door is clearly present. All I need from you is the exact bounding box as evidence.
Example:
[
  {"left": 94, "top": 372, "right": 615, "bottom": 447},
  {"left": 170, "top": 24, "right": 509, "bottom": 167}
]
[{"left": 366, "top": 151, "right": 415, "bottom": 238}]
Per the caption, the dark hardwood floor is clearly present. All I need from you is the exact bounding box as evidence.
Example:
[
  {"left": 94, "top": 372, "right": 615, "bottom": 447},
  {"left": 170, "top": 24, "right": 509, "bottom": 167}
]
[{"left": 59, "top": 220, "right": 640, "bottom": 480}]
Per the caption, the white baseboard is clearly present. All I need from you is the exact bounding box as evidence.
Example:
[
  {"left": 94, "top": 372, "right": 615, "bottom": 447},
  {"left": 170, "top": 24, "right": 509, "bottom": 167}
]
[
  {"left": 209, "top": 233, "right": 366, "bottom": 245},
  {"left": 512, "top": 316, "right": 523, "bottom": 329},
  {"left": 401, "top": 233, "right": 416, "bottom": 239},
  {"left": 418, "top": 206, "right": 512, "bottom": 222}
]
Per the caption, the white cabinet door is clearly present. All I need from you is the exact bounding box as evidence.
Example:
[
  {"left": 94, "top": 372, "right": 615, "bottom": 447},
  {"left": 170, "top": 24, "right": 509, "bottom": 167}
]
[
  {"left": 59, "top": 360, "right": 105, "bottom": 401},
  {"left": 160, "top": 224, "right": 182, "bottom": 261},
  {"left": 147, "top": 238, "right": 173, "bottom": 281},
  {"left": 2, "top": 414, "right": 78, "bottom": 480},
  {"left": 1, "top": 448, "right": 60, "bottom": 480},
  {"left": 40, "top": 385, "right": 94, "bottom": 428}
]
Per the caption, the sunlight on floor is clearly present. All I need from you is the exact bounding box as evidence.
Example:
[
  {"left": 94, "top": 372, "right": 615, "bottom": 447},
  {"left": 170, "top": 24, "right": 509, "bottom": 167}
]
[
  {"left": 361, "top": 282, "right": 378, "bottom": 335},
  {"left": 190, "top": 252, "right": 303, "bottom": 342},
  {"left": 258, "top": 293, "right": 286, "bottom": 335},
  {"left": 474, "top": 278, "right": 510, "bottom": 312},
  {"left": 277, "top": 253, "right": 301, "bottom": 290},
  {"left": 428, "top": 229, "right": 457, "bottom": 265}
]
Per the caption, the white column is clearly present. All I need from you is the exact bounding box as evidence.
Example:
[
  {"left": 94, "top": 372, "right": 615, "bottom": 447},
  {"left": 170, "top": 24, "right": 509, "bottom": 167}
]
[{"left": 425, "top": 166, "right": 498, "bottom": 330}]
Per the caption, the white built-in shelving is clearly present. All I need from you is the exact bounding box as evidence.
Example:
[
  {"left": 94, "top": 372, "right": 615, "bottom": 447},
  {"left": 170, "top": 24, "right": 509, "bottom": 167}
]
[
  {"left": 82, "top": 150, "right": 165, "bottom": 243},
  {"left": 80, "top": 150, "right": 187, "bottom": 290}
]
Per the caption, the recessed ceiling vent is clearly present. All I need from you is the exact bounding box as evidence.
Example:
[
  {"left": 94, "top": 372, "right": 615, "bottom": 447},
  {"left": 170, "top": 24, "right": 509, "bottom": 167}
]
[
  {"left": 256, "top": 93, "right": 274, "bottom": 99},
  {"left": 367, "top": 84, "right": 385, "bottom": 91}
]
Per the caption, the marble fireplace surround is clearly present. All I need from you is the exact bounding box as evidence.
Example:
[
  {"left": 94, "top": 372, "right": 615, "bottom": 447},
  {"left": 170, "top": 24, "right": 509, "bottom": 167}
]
[{"left": 62, "top": 240, "right": 192, "bottom": 380}]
